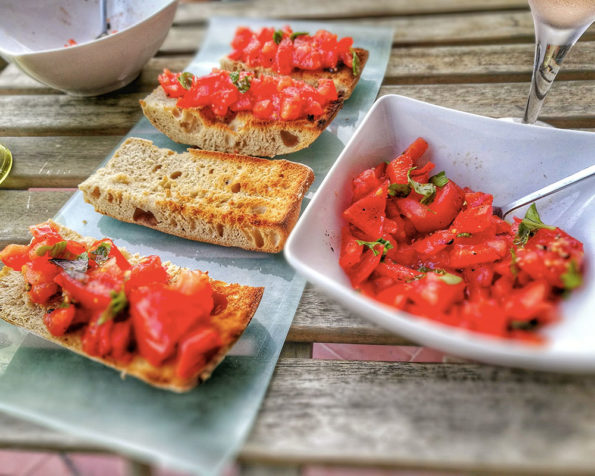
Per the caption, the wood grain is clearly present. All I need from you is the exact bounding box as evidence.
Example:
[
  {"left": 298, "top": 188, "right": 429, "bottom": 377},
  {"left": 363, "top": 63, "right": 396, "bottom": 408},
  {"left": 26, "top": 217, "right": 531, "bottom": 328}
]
[
  {"left": 0, "top": 190, "right": 73, "bottom": 248},
  {"left": 0, "top": 136, "right": 122, "bottom": 189},
  {"left": 241, "top": 360, "right": 595, "bottom": 474},
  {"left": 4, "top": 41, "right": 595, "bottom": 95},
  {"left": 174, "top": 0, "right": 530, "bottom": 21}
]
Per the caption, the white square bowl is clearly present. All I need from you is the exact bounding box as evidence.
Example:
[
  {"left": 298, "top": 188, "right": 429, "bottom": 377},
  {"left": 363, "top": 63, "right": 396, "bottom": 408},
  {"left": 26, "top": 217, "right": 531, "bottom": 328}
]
[{"left": 285, "top": 94, "right": 595, "bottom": 372}]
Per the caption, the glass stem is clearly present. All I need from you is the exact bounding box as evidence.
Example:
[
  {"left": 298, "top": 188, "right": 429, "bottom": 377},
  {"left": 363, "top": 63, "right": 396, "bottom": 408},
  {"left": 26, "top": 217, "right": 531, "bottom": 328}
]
[
  {"left": 523, "top": 19, "right": 591, "bottom": 125},
  {"left": 523, "top": 40, "right": 572, "bottom": 124}
]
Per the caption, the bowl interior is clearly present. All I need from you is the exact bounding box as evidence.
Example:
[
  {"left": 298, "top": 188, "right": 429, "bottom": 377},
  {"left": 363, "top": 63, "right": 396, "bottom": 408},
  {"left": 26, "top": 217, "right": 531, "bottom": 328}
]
[
  {"left": 0, "top": 0, "right": 173, "bottom": 54},
  {"left": 286, "top": 94, "right": 595, "bottom": 370}
]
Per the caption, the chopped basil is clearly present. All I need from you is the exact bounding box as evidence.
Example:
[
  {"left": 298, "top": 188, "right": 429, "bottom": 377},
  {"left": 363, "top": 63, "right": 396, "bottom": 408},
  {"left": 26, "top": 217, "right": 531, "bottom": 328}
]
[
  {"left": 514, "top": 203, "right": 556, "bottom": 246},
  {"left": 352, "top": 50, "right": 360, "bottom": 76},
  {"left": 90, "top": 242, "right": 111, "bottom": 265},
  {"left": 437, "top": 273, "right": 463, "bottom": 285},
  {"left": 430, "top": 171, "right": 449, "bottom": 187},
  {"left": 387, "top": 167, "right": 436, "bottom": 204},
  {"left": 561, "top": 260, "right": 582, "bottom": 291},
  {"left": 273, "top": 29, "right": 284, "bottom": 44},
  {"left": 97, "top": 288, "right": 128, "bottom": 325},
  {"left": 290, "top": 31, "right": 308, "bottom": 40},
  {"left": 50, "top": 251, "right": 89, "bottom": 280},
  {"left": 411, "top": 267, "right": 462, "bottom": 284},
  {"left": 229, "top": 71, "right": 252, "bottom": 93},
  {"left": 510, "top": 247, "right": 518, "bottom": 277},
  {"left": 457, "top": 232, "right": 471, "bottom": 238},
  {"left": 356, "top": 238, "right": 394, "bottom": 256},
  {"left": 177, "top": 72, "right": 194, "bottom": 90},
  {"left": 407, "top": 168, "right": 436, "bottom": 205},
  {"left": 388, "top": 182, "right": 410, "bottom": 197},
  {"left": 509, "top": 319, "right": 538, "bottom": 331},
  {"left": 36, "top": 241, "right": 67, "bottom": 258}
]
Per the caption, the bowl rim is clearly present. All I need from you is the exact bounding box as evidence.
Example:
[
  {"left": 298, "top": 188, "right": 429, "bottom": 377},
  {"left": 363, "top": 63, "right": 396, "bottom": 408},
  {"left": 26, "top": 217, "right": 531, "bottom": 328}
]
[
  {"left": 0, "top": 0, "right": 178, "bottom": 58},
  {"left": 285, "top": 94, "right": 595, "bottom": 372}
]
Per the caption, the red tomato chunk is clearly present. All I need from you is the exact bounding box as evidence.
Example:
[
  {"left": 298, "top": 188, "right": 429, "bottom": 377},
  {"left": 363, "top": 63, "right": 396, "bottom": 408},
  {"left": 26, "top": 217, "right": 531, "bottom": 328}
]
[
  {"left": 0, "top": 223, "right": 226, "bottom": 379},
  {"left": 339, "top": 138, "right": 585, "bottom": 340},
  {"left": 158, "top": 68, "right": 338, "bottom": 121},
  {"left": 228, "top": 26, "right": 355, "bottom": 75}
]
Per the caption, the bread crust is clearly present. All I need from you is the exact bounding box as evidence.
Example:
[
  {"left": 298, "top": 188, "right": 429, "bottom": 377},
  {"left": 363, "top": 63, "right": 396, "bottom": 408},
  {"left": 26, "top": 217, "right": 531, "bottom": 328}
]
[
  {"left": 78, "top": 138, "right": 314, "bottom": 253},
  {"left": 220, "top": 48, "right": 369, "bottom": 100},
  {"left": 0, "top": 222, "right": 264, "bottom": 393},
  {"left": 140, "top": 85, "right": 344, "bottom": 158}
]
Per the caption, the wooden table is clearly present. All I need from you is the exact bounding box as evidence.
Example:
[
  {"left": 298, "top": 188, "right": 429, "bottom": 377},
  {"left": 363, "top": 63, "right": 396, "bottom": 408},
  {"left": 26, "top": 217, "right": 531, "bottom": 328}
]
[{"left": 1, "top": 1, "right": 595, "bottom": 474}]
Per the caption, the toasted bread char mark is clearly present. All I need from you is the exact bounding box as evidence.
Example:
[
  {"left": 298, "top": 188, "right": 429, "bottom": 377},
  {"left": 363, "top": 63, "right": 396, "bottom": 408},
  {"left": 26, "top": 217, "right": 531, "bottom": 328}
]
[
  {"left": 140, "top": 86, "right": 344, "bottom": 158},
  {"left": 78, "top": 138, "right": 314, "bottom": 253},
  {"left": 220, "top": 48, "right": 369, "bottom": 100},
  {"left": 0, "top": 221, "right": 264, "bottom": 393}
]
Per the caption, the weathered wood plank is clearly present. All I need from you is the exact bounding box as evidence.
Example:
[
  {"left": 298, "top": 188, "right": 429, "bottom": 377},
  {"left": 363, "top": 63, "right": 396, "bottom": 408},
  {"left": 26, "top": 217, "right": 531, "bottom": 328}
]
[
  {"left": 290, "top": 284, "right": 410, "bottom": 345},
  {"left": 174, "top": 0, "right": 530, "bottom": 21},
  {"left": 0, "top": 94, "right": 145, "bottom": 136},
  {"left": 0, "top": 136, "right": 122, "bottom": 189},
  {"left": 4, "top": 41, "right": 595, "bottom": 95},
  {"left": 0, "top": 80, "right": 592, "bottom": 135},
  {"left": 2, "top": 360, "right": 595, "bottom": 474},
  {"left": 379, "top": 81, "right": 595, "bottom": 128},
  {"left": 384, "top": 41, "right": 595, "bottom": 84},
  {"left": 241, "top": 360, "right": 595, "bottom": 474},
  {"left": 167, "top": 12, "right": 595, "bottom": 49},
  {"left": 0, "top": 190, "right": 73, "bottom": 248}
]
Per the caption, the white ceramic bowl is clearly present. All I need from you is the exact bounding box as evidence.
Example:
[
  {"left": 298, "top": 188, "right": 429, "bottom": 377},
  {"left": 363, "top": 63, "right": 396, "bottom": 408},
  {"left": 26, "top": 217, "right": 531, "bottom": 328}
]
[
  {"left": 285, "top": 94, "right": 595, "bottom": 372},
  {"left": 0, "top": 0, "right": 177, "bottom": 96}
]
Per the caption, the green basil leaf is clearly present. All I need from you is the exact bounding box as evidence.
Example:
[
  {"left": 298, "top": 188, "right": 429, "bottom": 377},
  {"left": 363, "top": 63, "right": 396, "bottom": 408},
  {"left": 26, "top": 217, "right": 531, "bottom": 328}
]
[
  {"left": 97, "top": 288, "right": 128, "bottom": 325},
  {"left": 561, "top": 260, "right": 582, "bottom": 291},
  {"left": 230, "top": 71, "right": 252, "bottom": 93},
  {"left": 90, "top": 242, "right": 111, "bottom": 265},
  {"left": 352, "top": 50, "right": 360, "bottom": 76},
  {"left": 50, "top": 251, "right": 89, "bottom": 280},
  {"left": 457, "top": 232, "right": 471, "bottom": 238},
  {"left": 177, "top": 72, "right": 194, "bottom": 90},
  {"left": 407, "top": 168, "right": 436, "bottom": 205},
  {"left": 438, "top": 273, "right": 463, "bottom": 285},
  {"left": 356, "top": 238, "right": 394, "bottom": 256},
  {"left": 514, "top": 204, "right": 556, "bottom": 246},
  {"left": 388, "top": 182, "right": 410, "bottom": 197},
  {"left": 509, "top": 319, "right": 538, "bottom": 331},
  {"left": 273, "top": 29, "right": 284, "bottom": 44},
  {"left": 290, "top": 31, "right": 308, "bottom": 40},
  {"left": 36, "top": 240, "right": 67, "bottom": 258},
  {"left": 430, "top": 171, "right": 449, "bottom": 187},
  {"left": 510, "top": 247, "right": 518, "bottom": 277}
]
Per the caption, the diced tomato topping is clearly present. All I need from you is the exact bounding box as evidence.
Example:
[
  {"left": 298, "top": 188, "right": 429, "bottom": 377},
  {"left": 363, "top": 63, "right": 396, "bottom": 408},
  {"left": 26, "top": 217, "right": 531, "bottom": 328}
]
[
  {"left": 228, "top": 26, "right": 356, "bottom": 74},
  {"left": 176, "top": 327, "right": 223, "bottom": 379},
  {"left": 6, "top": 221, "right": 228, "bottom": 380},
  {"left": 44, "top": 305, "right": 76, "bottom": 337},
  {"left": 159, "top": 68, "right": 338, "bottom": 122},
  {"left": 338, "top": 138, "right": 585, "bottom": 340},
  {"left": 0, "top": 244, "right": 30, "bottom": 270}
]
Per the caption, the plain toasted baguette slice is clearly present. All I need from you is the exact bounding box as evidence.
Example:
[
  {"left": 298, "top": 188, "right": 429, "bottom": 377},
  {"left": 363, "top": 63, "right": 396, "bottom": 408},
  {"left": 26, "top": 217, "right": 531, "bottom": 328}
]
[
  {"left": 220, "top": 48, "right": 369, "bottom": 100},
  {"left": 79, "top": 138, "right": 314, "bottom": 253},
  {"left": 140, "top": 85, "right": 343, "bottom": 158},
  {"left": 0, "top": 221, "right": 264, "bottom": 393}
]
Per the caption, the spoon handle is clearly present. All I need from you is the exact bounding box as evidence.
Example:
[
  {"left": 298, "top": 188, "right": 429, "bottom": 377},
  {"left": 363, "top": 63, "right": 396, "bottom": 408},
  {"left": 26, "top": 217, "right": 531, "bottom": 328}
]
[{"left": 500, "top": 164, "right": 595, "bottom": 218}]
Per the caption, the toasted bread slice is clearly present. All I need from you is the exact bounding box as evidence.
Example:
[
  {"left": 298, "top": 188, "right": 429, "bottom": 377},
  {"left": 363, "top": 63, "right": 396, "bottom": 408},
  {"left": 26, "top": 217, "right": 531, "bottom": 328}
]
[
  {"left": 0, "top": 221, "right": 264, "bottom": 393},
  {"left": 79, "top": 138, "right": 314, "bottom": 253},
  {"left": 220, "top": 48, "right": 369, "bottom": 100},
  {"left": 140, "top": 85, "right": 343, "bottom": 158}
]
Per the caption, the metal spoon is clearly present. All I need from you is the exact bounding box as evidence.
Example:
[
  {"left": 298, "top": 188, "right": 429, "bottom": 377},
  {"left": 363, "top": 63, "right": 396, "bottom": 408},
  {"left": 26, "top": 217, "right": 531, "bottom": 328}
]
[
  {"left": 493, "top": 164, "right": 595, "bottom": 219},
  {"left": 96, "top": 0, "right": 109, "bottom": 39}
]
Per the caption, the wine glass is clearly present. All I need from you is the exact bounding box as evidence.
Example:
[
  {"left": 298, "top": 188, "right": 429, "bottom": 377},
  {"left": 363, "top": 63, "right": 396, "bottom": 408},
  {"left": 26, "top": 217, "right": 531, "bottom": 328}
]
[{"left": 523, "top": 0, "right": 595, "bottom": 124}]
